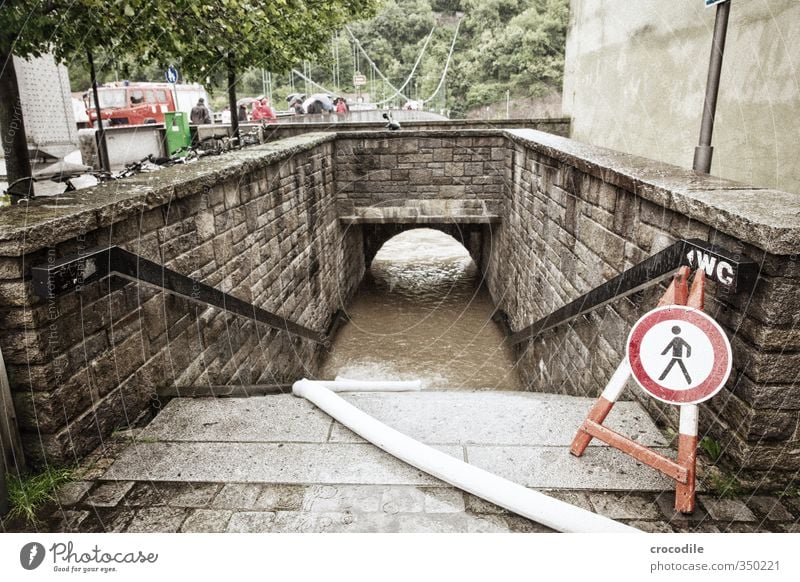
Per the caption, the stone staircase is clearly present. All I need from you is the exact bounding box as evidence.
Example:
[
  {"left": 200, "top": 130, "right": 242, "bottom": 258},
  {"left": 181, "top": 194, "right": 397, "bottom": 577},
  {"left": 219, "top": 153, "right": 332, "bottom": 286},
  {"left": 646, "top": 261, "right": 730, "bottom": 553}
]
[{"left": 91, "top": 390, "right": 675, "bottom": 532}]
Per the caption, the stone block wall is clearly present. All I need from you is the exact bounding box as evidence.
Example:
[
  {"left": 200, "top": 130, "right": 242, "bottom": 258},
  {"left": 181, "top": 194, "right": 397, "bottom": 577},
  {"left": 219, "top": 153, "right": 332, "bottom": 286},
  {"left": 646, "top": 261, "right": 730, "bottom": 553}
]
[
  {"left": 0, "top": 133, "right": 363, "bottom": 466},
  {"left": 334, "top": 131, "right": 508, "bottom": 217},
  {"left": 485, "top": 129, "right": 800, "bottom": 479}
]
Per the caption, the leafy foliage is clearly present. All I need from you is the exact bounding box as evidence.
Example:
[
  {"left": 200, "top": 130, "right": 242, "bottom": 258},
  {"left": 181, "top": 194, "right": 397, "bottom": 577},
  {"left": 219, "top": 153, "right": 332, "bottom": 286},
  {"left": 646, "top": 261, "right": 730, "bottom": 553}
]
[{"left": 6, "top": 467, "right": 73, "bottom": 524}]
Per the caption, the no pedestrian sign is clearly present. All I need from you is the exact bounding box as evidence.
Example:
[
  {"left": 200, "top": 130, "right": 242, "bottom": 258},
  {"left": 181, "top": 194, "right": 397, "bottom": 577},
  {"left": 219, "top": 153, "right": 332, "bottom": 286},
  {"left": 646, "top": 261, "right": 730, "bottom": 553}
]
[{"left": 627, "top": 306, "right": 732, "bottom": 405}]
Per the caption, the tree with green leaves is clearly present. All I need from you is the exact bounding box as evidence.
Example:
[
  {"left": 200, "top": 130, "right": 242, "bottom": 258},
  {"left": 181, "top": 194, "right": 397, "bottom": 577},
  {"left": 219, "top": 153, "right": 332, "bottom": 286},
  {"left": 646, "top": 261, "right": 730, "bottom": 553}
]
[
  {"left": 1, "top": 1, "right": 168, "bottom": 190},
  {"left": 2, "top": 1, "right": 376, "bottom": 194},
  {"left": 153, "top": 0, "right": 377, "bottom": 142}
]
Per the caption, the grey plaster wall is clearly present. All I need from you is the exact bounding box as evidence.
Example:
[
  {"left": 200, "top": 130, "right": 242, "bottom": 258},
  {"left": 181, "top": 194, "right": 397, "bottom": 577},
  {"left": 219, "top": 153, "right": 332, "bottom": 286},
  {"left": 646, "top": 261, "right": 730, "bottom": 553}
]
[{"left": 562, "top": 0, "right": 800, "bottom": 195}]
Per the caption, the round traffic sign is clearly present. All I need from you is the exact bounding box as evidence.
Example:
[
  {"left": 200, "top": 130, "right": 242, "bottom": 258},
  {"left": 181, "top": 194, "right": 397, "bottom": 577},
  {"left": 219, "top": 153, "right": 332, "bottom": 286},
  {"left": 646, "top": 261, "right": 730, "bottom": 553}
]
[
  {"left": 165, "top": 65, "right": 179, "bottom": 84},
  {"left": 626, "top": 306, "right": 732, "bottom": 405}
]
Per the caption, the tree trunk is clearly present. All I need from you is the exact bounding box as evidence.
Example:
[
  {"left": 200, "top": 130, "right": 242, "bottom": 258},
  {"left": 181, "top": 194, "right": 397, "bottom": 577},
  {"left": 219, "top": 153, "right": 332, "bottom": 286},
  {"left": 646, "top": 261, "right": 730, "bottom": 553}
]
[
  {"left": 227, "top": 52, "right": 239, "bottom": 146},
  {"left": 0, "top": 51, "right": 33, "bottom": 196}
]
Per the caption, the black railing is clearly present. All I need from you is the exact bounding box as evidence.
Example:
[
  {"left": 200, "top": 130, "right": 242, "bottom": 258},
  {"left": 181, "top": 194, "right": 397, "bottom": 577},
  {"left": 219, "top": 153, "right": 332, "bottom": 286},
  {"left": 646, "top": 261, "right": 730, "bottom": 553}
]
[
  {"left": 507, "top": 239, "right": 757, "bottom": 346},
  {"left": 32, "top": 246, "right": 331, "bottom": 344}
]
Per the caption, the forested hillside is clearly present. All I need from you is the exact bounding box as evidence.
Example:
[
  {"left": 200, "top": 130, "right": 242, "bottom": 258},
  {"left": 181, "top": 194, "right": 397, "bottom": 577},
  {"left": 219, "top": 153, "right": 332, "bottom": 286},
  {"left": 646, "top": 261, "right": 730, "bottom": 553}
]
[{"left": 69, "top": 0, "right": 569, "bottom": 118}]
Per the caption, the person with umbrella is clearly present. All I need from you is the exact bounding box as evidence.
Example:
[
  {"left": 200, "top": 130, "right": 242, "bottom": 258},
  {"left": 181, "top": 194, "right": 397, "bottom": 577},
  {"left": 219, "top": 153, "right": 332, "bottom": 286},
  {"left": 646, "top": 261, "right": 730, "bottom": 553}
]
[{"left": 252, "top": 98, "right": 276, "bottom": 122}]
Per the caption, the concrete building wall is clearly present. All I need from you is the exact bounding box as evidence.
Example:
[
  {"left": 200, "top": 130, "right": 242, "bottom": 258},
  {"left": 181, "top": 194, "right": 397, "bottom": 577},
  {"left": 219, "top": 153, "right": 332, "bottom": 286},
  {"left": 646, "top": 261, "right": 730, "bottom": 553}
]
[{"left": 562, "top": 0, "right": 800, "bottom": 194}]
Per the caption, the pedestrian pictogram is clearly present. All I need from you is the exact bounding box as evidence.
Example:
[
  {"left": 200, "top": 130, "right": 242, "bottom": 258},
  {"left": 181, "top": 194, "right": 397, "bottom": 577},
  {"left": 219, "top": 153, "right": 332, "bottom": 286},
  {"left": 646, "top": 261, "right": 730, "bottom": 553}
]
[
  {"left": 659, "top": 326, "right": 692, "bottom": 383},
  {"left": 627, "top": 305, "right": 732, "bottom": 405}
]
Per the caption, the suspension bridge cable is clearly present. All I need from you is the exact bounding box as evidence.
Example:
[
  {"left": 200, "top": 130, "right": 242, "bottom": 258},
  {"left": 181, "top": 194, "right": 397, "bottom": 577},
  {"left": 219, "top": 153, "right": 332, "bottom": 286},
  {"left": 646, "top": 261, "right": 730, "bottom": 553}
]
[
  {"left": 370, "top": 25, "right": 436, "bottom": 106},
  {"left": 345, "top": 26, "right": 410, "bottom": 102},
  {"left": 419, "top": 18, "right": 462, "bottom": 105},
  {"left": 291, "top": 68, "right": 337, "bottom": 96}
]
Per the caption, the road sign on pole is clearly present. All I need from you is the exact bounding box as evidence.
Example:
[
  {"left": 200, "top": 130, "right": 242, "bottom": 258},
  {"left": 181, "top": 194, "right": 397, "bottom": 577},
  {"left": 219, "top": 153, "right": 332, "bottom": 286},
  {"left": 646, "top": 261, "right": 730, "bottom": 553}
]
[
  {"left": 165, "top": 65, "right": 179, "bottom": 84},
  {"left": 627, "top": 305, "right": 732, "bottom": 405},
  {"left": 705, "top": 0, "right": 729, "bottom": 7},
  {"left": 353, "top": 73, "right": 367, "bottom": 86}
]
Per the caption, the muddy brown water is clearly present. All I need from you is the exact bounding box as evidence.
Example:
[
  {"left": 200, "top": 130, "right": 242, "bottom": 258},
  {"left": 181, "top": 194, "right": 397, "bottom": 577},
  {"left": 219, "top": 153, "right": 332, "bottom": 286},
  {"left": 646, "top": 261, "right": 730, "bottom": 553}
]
[{"left": 321, "top": 228, "right": 523, "bottom": 390}]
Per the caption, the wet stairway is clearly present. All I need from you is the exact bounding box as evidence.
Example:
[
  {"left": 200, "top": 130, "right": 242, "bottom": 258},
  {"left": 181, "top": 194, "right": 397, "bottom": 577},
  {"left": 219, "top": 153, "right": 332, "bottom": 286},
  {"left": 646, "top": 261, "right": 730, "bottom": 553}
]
[{"left": 93, "top": 390, "right": 674, "bottom": 532}]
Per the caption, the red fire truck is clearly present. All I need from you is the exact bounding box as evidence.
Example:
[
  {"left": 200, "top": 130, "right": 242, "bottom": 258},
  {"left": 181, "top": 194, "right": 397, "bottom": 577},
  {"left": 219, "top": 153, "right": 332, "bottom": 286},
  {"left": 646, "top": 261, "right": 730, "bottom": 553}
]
[{"left": 84, "top": 82, "right": 212, "bottom": 126}]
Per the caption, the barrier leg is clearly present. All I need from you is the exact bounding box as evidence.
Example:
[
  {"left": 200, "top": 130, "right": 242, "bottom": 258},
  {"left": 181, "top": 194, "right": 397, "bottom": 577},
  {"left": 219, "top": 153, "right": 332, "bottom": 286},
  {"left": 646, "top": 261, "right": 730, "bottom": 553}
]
[
  {"left": 675, "top": 405, "right": 699, "bottom": 513},
  {"left": 571, "top": 360, "right": 630, "bottom": 456},
  {"left": 674, "top": 270, "right": 704, "bottom": 513}
]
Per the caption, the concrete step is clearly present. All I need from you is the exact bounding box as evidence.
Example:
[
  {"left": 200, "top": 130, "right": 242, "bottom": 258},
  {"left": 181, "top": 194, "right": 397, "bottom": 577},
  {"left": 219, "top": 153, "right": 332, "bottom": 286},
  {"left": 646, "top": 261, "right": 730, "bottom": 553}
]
[{"left": 104, "top": 390, "right": 673, "bottom": 491}]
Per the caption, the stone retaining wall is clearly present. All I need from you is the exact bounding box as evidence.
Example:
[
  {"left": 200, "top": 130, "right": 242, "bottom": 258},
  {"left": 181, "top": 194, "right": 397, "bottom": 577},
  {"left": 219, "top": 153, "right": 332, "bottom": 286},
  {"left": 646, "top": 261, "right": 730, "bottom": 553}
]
[
  {"left": 0, "top": 134, "right": 363, "bottom": 465},
  {"left": 484, "top": 129, "right": 800, "bottom": 479},
  {"left": 1, "top": 126, "right": 798, "bottom": 480}
]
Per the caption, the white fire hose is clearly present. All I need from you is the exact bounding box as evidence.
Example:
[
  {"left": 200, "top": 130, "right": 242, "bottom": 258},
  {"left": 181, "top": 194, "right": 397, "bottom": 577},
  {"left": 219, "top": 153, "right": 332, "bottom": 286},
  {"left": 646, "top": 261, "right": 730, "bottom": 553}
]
[{"left": 293, "top": 378, "right": 639, "bottom": 533}]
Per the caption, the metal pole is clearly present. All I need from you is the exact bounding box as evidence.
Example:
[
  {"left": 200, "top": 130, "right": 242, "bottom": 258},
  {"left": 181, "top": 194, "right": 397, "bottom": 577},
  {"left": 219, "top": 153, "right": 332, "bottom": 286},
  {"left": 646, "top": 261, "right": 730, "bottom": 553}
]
[
  {"left": 693, "top": 1, "right": 731, "bottom": 174},
  {"left": 87, "top": 49, "right": 110, "bottom": 172}
]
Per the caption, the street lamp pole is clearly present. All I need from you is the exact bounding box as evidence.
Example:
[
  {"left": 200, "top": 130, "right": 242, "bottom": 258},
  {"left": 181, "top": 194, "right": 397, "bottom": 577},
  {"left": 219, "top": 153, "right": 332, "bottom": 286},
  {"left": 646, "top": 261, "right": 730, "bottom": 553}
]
[{"left": 693, "top": 0, "right": 731, "bottom": 174}]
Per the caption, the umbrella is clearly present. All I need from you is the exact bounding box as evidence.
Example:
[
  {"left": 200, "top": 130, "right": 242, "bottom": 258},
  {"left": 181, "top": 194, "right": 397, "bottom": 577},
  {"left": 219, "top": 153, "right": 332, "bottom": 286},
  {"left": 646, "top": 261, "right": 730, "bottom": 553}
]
[
  {"left": 303, "top": 93, "right": 334, "bottom": 113},
  {"left": 286, "top": 93, "right": 306, "bottom": 104},
  {"left": 237, "top": 97, "right": 258, "bottom": 106}
]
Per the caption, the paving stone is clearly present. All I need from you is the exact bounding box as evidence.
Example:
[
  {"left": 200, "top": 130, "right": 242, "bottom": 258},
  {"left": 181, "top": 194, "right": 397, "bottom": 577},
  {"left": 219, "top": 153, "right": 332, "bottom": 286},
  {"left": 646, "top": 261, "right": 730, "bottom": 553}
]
[
  {"left": 588, "top": 492, "right": 662, "bottom": 520},
  {"left": 181, "top": 510, "right": 233, "bottom": 533},
  {"left": 50, "top": 509, "right": 89, "bottom": 532},
  {"left": 379, "top": 486, "right": 426, "bottom": 514},
  {"left": 55, "top": 481, "right": 93, "bottom": 506},
  {"left": 227, "top": 512, "right": 277, "bottom": 533},
  {"left": 139, "top": 396, "right": 333, "bottom": 443},
  {"left": 655, "top": 492, "right": 709, "bottom": 525},
  {"left": 329, "top": 392, "right": 666, "bottom": 447},
  {"left": 125, "top": 507, "right": 188, "bottom": 533},
  {"left": 104, "top": 442, "right": 459, "bottom": 485},
  {"left": 254, "top": 485, "right": 305, "bottom": 511},
  {"left": 84, "top": 481, "right": 135, "bottom": 508},
  {"left": 541, "top": 490, "right": 594, "bottom": 512},
  {"left": 627, "top": 520, "right": 673, "bottom": 533},
  {"left": 269, "top": 511, "right": 401, "bottom": 533},
  {"left": 780, "top": 523, "right": 800, "bottom": 533},
  {"left": 747, "top": 496, "right": 794, "bottom": 521},
  {"left": 463, "top": 492, "right": 509, "bottom": 515},
  {"left": 124, "top": 483, "right": 169, "bottom": 507},
  {"left": 211, "top": 484, "right": 262, "bottom": 510},
  {"left": 98, "top": 509, "right": 136, "bottom": 533},
  {"left": 301, "top": 485, "right": 383, "bottom": 513},
  {"left": 698, "top": 496, "right": 757, "bottom": 522},
  {"left": 501, "top": 515, "right": 554, "bottom": 533},
  {"left": 165, "top": 483, "right": 221, "bottom": 507},
  {"left": 719, "top": 523, "right": 762, "bottom": 533},
  {"left": 423, "top": 488, "right": 465, "bottom": 513},
  {"left": 467, "top": 445, "right": 673, "bottom": 490}
]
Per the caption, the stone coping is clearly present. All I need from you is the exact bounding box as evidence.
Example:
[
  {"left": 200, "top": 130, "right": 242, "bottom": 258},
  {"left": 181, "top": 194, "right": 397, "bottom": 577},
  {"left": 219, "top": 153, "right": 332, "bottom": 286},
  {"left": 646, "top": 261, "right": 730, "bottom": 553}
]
[
  {"left": 2, "top": 127, "right": 797, "bottom": 257},
  {"left": 505, "top": 129, "right": 800, "bottom": 256},
  {"left": 0, "top": 132, "right": 336, "bottom": 256}
]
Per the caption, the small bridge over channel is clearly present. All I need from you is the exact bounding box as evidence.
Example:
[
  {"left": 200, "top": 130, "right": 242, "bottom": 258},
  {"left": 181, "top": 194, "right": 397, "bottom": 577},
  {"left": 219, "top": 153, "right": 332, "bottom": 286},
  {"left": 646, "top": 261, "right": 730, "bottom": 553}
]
[{"left": 1, "top": 120, "right": 799, "bottom": 531}]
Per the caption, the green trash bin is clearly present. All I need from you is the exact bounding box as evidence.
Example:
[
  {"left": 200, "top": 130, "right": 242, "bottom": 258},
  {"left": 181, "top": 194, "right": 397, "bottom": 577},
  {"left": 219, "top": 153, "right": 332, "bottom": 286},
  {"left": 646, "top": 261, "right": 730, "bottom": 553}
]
[{"left": 164, "top": 111, "right": 191, "bottom": 157}]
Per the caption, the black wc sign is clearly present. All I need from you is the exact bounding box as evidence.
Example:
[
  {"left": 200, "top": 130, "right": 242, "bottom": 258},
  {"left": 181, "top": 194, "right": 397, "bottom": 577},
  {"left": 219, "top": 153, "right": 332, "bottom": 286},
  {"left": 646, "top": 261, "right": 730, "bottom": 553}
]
[
  {"left": 685, "top": 248, "right": 735, "bottom": 286},
  {"left": 681, "top": 242, "right": 756, "bottom": 293}
]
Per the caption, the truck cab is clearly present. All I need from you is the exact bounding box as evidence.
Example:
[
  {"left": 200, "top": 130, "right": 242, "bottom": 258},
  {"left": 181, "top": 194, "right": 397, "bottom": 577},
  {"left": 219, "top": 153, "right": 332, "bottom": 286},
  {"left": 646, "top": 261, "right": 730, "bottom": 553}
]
[{"left": 84, "top": 82, "right": 210, "bottom": 126}]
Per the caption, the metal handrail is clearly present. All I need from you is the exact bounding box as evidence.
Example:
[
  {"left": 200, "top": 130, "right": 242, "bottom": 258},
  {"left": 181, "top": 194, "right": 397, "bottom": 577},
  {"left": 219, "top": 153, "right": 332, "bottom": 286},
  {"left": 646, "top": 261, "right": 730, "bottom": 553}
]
[
  {"left": 32, "top": 246, "right": 329, "bottom": 344},
  {"left": 507, "top": 238, "right": 757, "bottom": 346}
]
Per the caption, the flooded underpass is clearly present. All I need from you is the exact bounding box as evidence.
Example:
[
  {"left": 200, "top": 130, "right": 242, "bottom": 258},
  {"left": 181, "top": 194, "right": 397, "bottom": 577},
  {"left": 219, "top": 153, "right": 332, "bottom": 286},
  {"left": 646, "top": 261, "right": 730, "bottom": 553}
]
[{"left": 320, "top": 228, "right": 523, "bottom": 390}]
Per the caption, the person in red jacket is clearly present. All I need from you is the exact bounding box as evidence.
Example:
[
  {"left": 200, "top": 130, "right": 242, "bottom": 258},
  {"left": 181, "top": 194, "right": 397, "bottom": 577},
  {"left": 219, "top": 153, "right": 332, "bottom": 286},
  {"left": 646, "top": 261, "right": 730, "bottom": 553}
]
[{"left": 251, "top": 98, "right": 276, "bottom": 122}]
